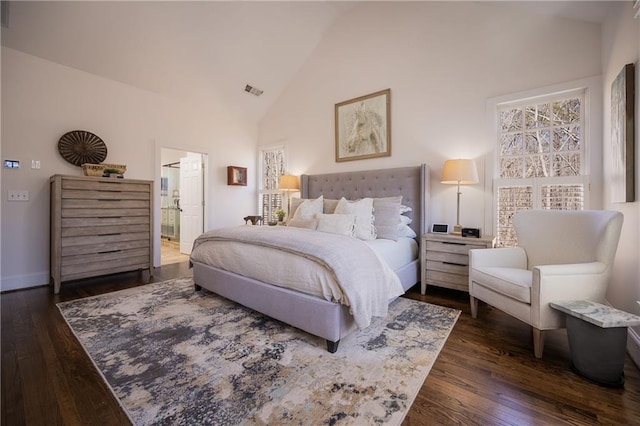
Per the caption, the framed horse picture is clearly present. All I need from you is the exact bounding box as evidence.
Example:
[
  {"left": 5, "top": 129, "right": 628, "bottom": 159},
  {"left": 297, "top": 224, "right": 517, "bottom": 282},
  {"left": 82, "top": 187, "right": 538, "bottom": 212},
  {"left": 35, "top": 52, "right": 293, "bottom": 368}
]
[{"left": 335, "top": 89, "right": 391, "bottom": 162}]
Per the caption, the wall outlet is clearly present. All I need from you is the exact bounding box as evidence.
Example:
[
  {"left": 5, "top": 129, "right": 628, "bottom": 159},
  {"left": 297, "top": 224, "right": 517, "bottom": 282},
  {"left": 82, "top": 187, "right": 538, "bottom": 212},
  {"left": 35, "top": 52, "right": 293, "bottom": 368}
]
[{"left": 8, "top": 190, "right": 29, "bottom": 201}]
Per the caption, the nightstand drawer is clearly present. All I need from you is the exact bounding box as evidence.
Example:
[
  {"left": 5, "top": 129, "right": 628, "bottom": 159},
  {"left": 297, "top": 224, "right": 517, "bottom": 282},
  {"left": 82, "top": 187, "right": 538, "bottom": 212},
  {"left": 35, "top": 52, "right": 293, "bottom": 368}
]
[
  {"left": 425, "top": 251, "right": 469, "bottom": 266},
  {"left": 425, "top": 270, "right": 469, "bottom": 287},
  {"left": 426, "top": 259, "right": 468, "bottom": 275},
  {"left": 426, "top": 240, "right": 486, "bottom": 255}
]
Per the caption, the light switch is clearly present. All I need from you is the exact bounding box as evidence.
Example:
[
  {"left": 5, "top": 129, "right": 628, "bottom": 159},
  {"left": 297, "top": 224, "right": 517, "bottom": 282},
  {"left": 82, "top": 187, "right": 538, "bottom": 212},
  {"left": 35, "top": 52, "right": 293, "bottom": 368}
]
[
  {"left": 31, "top": 160, "right": 41, "bottom": 169},
  {"left": 8, "top": 190, "right": 29, "bottom": 201}
]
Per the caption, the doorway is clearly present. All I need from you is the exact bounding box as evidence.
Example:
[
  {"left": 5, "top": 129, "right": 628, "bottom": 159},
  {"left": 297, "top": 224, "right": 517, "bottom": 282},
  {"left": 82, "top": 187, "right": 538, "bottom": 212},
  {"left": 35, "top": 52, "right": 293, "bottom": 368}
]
[{"left": 160, "top": 148, "right": 205, "bottom": 265}]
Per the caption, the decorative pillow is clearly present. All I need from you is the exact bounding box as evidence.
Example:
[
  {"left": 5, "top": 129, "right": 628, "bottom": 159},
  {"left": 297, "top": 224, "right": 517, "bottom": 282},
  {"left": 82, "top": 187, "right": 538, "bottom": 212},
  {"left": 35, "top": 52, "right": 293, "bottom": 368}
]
[
  {"left": 373, "top": 196, "right": 403, "bottom": 206},
  {"left": 323, "top": 198, "right": 340, "bottom": 214},
  {"left": 288, "top": 218, "right": 318, "bottom": 230},
  {"left": 335, "top": 197, "right": 376, "bottom": 240},
  {"left": 400, "top": 215, "right": 412, "bottom": 226},
  {"left": 316, "top": 213, "right": 356, "bottom": 237},
  {"left": 373, "top": 203, "right": 401, "bottom": 241},
  {"left": 289, "top": 198, "right": 305, "bottom": 218},
  {"left": 372, "top": 196, "right": 402, "bottom": 241},
  {"left": 397, "top": 224, "right": 417, "bottom": 239},
  {"left": 399, "top": 204, "right": 412, "bottom": 214},
  {"left": 293, "top": 195, "right": 324, "bottom": 220}
]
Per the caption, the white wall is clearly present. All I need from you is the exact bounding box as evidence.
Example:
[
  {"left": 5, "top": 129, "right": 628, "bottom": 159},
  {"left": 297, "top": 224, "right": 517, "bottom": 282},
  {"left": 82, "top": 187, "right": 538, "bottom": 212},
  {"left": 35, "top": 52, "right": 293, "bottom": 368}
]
[
  {"left": 259, "top": 2, "right": 603, "bottom": 233},
  {"left": 601, "top": 3, "right": 640, "bottom": 355},
  {"left": 1, "top": 47, "right": 258, "bottom": 291}
]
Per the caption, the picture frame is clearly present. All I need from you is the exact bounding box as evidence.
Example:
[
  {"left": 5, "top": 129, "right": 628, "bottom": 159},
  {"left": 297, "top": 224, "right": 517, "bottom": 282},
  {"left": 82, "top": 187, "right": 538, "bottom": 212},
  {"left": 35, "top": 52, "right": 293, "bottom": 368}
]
[
  {"left": 431, "top": 223, "right": 449, "bottom": 234},
  {"left": 610, "top": 63, "right": 635, "bottom": 203},
  {"left": 335, "top": 89, "right": 391, "bottom": 162},
  {"left": 227, "top": 166, "right": 247, "bottom": 186}
]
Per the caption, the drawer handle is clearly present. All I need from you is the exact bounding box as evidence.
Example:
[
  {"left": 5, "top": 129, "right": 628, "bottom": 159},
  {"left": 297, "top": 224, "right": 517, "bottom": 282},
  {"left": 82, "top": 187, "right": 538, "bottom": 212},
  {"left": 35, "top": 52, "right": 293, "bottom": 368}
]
[
  {"left": 99, "top": 233, "right": 122, "bottom": 236},
  {"left": 443, "top": 261, "right": 466, "bottom": 267},
  {"left": 442, "top": 242, "right": 466, "bottom": 246},
  {"left": 98, "top": 216, "right": 122, "bottom": 219},
  {"left": 98, "top": 249, "right": 122, "bottom": 254}
]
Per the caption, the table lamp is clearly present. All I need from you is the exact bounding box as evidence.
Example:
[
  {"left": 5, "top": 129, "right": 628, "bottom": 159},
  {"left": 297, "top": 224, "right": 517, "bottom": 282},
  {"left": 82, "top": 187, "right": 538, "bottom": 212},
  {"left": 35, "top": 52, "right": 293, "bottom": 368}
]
[
  {"left": 441, "top": 159, "right": 479, "bottom": 235},
  {"left": 278, "top": 174, "right": 300, "bottom": 218}
]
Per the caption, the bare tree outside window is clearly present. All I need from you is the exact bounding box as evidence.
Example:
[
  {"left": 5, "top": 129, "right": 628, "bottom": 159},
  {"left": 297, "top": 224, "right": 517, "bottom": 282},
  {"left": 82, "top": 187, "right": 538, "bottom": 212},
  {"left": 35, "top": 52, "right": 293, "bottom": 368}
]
[
  {"left": 259, "top": 147, "right": 285, "bottom": 222},
  {"left": 495, "top": 95, "right": 586, "bottom": 247}
]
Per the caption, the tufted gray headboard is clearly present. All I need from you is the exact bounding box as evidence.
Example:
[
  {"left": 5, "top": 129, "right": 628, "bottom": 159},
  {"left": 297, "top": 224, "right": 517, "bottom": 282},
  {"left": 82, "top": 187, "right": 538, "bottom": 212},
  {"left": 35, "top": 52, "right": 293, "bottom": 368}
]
[{"left": 300, "top": 164, "right": 430, "bottom": 238}]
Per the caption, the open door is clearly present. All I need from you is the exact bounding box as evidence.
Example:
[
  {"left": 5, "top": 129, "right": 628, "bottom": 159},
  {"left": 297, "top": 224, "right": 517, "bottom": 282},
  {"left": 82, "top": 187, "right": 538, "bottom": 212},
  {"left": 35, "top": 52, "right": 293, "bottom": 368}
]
[{"left": 179, "top": 155, "right": 204, "bottom": 254}]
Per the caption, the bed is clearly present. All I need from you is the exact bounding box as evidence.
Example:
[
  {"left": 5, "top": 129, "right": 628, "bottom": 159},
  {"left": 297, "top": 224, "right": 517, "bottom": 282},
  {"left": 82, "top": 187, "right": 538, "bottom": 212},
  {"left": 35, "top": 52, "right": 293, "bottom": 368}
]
[{"left": 190, "top": 164, "right": 430, "bottom": 352}]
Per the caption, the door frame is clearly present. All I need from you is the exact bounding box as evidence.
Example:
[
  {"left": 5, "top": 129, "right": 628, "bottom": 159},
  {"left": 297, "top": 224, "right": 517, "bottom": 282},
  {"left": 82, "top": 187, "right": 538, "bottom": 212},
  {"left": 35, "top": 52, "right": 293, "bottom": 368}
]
[{"left": 154, "top": 140, "right": 211, "bottom": 267}]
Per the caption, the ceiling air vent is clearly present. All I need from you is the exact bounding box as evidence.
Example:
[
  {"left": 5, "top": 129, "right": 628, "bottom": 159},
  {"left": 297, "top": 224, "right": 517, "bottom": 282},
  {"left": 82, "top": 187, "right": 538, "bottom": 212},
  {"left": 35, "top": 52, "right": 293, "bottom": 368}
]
[{"left": 244, "top": 84, "right": 263, "bottom": 97}]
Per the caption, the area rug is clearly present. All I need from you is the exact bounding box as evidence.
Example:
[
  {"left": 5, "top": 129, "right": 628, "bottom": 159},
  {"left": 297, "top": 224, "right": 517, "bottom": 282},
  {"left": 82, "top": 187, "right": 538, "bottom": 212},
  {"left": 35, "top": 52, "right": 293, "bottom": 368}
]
[{"left": 58, "top": 277, "right": 460, "bottom": 425}]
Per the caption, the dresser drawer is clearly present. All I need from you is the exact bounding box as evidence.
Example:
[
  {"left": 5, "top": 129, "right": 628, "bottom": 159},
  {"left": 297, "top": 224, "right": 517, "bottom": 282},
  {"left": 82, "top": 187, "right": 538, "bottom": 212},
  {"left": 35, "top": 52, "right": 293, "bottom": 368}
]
[
  {"left": 61, "top": 232, "right": 150, "bottom": 248},
  {"left": 61, "top": 224, "right": 150, "bottom": 237},
  {"left": 61, "top": 256, "right": 151, "bottom": 281},
  {"left": 62, "top": 199, "right": 150, "bottom": 209},
  {"left": 61, "top": 208, "right": 151, "bottom": 218},
  {"left": 62, "top": 179, "right": 151, "bottom": 193},
  {"left": 61, "top": 247, "right": 150, "bottom": 268},
  {"left": 61, "top": 239, "right": 150, "bottom": 257},
  {"left": 62, "top": 216, "right": 150, "bottom": 227}
]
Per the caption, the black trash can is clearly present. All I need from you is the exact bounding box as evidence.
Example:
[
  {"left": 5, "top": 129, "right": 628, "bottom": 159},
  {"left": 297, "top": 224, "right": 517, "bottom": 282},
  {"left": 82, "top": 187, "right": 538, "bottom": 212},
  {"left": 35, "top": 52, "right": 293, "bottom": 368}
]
[{"left": 565, "top": 315, "right": 627, "bottom": 387}]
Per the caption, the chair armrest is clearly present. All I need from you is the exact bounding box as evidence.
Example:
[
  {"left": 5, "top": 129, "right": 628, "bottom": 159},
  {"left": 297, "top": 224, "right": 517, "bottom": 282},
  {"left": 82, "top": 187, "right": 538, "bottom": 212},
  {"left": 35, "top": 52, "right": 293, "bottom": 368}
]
[
  {"left": 535, "top": 262, "right": 608, "bottom": 276},
  {"left": 469, "top": 247, "right": 527, "bottom": 269},
  {"left": 531, "top": 261, "right": 609, "bottom": 328}
]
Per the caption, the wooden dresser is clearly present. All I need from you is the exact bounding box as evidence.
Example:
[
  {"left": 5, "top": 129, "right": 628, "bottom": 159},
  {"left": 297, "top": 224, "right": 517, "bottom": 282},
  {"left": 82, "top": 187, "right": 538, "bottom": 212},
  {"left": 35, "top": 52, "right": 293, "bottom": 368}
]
[
  {"left": 421, "top": 233, "right": 495, "bottom": 294},
  {"left": 50, "top": 175, "right": 154, "bottom": 293}
]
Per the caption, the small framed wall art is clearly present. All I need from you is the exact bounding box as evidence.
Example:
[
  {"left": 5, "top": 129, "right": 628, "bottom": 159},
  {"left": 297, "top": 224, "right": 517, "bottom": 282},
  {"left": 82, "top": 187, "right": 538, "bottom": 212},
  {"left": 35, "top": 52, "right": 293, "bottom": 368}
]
[
  {"left": 335, "top": 89, "right": 391, "bottom": 162},
  {"left": 227, "top": 166, "right": 247, "bottom": 186}
]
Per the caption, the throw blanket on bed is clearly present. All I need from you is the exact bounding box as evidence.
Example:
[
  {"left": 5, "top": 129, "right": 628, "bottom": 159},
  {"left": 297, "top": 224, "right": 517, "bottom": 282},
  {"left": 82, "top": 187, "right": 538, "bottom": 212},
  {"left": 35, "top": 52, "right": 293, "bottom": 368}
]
[{"left": 191, "top": 226, "right": 404, "bottom": 330}]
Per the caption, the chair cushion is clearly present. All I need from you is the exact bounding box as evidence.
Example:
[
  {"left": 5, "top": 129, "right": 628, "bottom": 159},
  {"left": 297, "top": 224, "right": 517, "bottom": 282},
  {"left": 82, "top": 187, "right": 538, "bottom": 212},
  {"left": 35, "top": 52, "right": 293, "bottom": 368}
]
[{"left": 471, "top": 267, "right": 532, "bottom": 304}]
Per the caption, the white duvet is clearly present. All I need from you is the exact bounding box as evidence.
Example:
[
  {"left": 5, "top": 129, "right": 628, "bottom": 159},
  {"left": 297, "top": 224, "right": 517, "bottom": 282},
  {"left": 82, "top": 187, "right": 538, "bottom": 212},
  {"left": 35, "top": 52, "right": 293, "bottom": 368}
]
[{"left": 190, "top": 225, "right": 404, "bottom": 330}]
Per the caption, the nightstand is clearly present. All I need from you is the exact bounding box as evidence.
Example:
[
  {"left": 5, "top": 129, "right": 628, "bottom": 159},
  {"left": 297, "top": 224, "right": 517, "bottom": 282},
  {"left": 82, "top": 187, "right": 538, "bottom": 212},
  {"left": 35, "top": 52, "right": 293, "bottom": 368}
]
[{"left": 421, "top": 233, "right": 495, "bottom": 294}]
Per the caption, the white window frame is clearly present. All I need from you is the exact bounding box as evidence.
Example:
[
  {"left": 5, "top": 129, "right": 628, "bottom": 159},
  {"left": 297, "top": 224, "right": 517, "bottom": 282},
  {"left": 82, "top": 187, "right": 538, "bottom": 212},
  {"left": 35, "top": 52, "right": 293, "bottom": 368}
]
[
  {"left": 257, "top": 143, "right": 287, "bottom": 221},
  {"left": 484, "top": 76, "right": 603, "bottom": 240}
]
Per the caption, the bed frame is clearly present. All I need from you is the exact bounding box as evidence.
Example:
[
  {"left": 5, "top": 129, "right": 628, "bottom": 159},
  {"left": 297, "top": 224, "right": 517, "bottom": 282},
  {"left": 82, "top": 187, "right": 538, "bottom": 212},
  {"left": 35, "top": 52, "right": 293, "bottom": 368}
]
[{"left": 192, "top": 164, "right": 430, "bottom": 352}]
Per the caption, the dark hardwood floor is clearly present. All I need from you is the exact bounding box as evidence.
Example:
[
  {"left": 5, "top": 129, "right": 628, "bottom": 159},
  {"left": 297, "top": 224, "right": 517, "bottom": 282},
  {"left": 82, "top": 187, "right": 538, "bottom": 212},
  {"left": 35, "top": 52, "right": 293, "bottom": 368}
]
[{"left": 2, "top": 262, "right": 639, "bottom": 425}]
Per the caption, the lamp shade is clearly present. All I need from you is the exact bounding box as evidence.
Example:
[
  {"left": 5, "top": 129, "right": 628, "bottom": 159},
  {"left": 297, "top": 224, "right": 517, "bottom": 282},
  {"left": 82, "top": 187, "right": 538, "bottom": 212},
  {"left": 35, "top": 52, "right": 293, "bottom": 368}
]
[
  {"left": 278, "top": 175, "right": 300, "bottom": 191},
  {"left": 441, "top": 159, "right": 479, "bottom": 185}
]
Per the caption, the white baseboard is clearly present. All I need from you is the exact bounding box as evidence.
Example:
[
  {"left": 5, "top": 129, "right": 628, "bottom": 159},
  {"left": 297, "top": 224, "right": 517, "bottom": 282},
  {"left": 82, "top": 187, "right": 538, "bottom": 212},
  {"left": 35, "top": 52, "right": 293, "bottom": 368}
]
[
  {"left": 1, "top": 271, "right": 49, "bottom": 292},
  {"left": 628, "top": 327, "right": 640, "bottom": 369}
]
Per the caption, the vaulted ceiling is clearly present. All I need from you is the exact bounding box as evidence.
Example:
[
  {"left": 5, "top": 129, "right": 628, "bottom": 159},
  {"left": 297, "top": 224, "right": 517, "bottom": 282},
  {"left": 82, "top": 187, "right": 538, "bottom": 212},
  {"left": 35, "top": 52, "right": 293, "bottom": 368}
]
[{"left": 1, "top": 1, "right": 616, "bottom": 124}]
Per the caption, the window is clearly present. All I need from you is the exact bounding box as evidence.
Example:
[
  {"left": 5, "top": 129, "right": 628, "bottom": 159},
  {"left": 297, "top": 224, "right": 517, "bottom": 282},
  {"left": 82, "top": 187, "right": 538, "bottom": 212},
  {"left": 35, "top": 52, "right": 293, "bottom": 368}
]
[
  {"left": 258, "top": 145, "right": 285, "bottom": 222},
  {"left": 495, "top": 91, "right": 588, "bottom": 247}
]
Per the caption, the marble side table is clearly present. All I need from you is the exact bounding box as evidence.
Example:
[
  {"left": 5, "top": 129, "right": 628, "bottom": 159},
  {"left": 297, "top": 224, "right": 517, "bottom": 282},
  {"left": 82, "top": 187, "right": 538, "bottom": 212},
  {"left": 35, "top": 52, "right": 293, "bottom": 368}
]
[{"left": 550, "top": 300, "right": 640, "bottom": 387}]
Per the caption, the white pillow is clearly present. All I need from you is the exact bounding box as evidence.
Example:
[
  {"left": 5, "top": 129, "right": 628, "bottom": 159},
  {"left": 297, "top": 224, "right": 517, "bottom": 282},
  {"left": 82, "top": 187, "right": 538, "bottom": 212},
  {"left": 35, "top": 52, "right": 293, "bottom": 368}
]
[
  {"left": 399, "top": 204, "right": 412, "bottom": 214},
  {"left": 316, "top": 213, "right": 356, "bottom": 237},
  {"left": 288, "top": 218, "right": 318, "bottom": 230},
  {"left": 323, "top": 198, "right": 340, "bottom": 214},
  {"left": 373, "top": 196, "right": 402, "bottom": 241},
  {"left": 293, "top": 195, "right": 324, "bottom": 220},
  {"left": 289, "top": 198, "right": 305, "bottom": 218},
  {"left": 397, "top": 224, "right": 417, "bottom": 238},
  {"left": 373, "top": 203, "right": 401, "bottom": 241},
  {"left": 400, "top": 215, "right": 412, "bottom": 226},
  {"left": 335, "top": 197, "right": 376, "bottom": 241}
]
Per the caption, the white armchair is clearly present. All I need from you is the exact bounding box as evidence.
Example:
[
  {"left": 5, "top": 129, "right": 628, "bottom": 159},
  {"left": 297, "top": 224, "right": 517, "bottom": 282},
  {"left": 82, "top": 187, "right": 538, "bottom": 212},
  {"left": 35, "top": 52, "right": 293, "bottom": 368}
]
[{"left": 469, "top": 210, "right": 623, "bottom": 358}]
